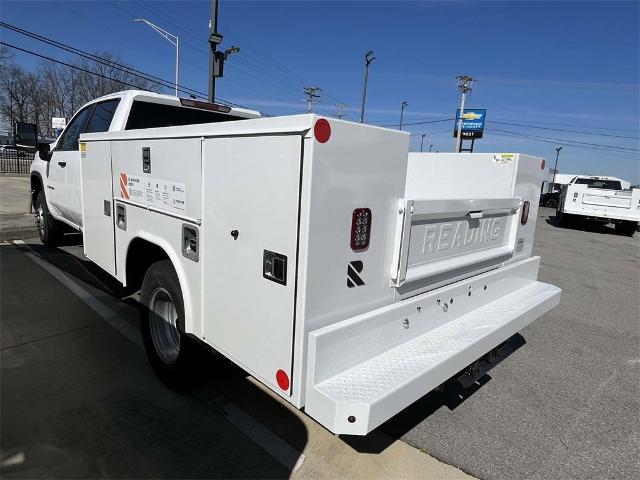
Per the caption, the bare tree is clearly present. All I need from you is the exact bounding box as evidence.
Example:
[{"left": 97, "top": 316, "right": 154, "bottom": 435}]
[{"left": 0, "top": 50, "right": 161, "bottom": 136}]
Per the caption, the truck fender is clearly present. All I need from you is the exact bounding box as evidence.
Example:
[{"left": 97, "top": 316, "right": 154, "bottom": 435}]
[{"left": 123, "top": 232, "right": 196, "bottom": 335}]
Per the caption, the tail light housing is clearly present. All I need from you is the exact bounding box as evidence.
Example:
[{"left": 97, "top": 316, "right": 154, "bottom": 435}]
[
  {"left": 351, "top": 208, "right": 372, "bottom": 251},
  {"left": 520, "top": 201, "right": 530, "bottom": 225}
]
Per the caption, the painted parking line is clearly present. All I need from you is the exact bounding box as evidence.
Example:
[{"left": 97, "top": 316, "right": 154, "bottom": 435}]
[{"left": 10, "top": 239, "right": 305, "bottom": 472}]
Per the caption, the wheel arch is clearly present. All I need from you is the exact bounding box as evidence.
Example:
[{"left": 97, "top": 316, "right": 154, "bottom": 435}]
[
  {"left": 30, "top": 171, "right": 44, "bottom": 207},
  {"left": 123, "top": 233, "right": 196, "bottom": 334}
]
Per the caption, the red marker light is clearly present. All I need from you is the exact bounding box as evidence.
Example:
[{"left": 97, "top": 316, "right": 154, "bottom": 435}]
[
  {"left": 314, "top": 118, "right": 331, "bottom": 143},
  {"left": 521, "top": 200, "right": 530, "bottom": 225},
  {"left": 541, "top": 159, "right": 546, "bottom": 170},
  {"left": 276, "top": 369, "right": 290, "bottom": 391}
]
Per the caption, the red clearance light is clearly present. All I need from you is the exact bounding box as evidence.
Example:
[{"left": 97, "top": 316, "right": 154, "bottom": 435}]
[
  {"left": 521, "top": 200, "right": 530, "bottom": 225},
  {"left": 179, "top": 98, "right": 232, "bottom": 113},
  {"left": 351, "top": 208, "right": 372, "bottom": 251},
  {"left": 541, "top": 159, "right": 546, "bottom": 170},
  {"left": 314, "top": 118, "right": 331, "bottom": 143},
  {"left": 276, "top": 369, "right": 289, "bottom": 391}
]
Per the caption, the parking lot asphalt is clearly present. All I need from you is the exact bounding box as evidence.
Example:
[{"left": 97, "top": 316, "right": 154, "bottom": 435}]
[
  {"left": 1, "top": 236, "right": 468, "bottom": 479},
  {"left": 1, "top": 208, "right": 638, "bottom": 479},
  {"left": 381, "top": 207, "right": 640, "bottom": 479}
]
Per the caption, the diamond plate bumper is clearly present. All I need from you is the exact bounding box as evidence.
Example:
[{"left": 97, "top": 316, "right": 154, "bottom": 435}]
[{"left": 305, "top": 256, "right": 561, "bottom": 435}]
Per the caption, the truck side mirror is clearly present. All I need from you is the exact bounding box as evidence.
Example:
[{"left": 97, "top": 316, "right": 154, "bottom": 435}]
[
  {"left": 14, "top": 122, "right": 38, "bottom": 152},
  {"left": 37, "top": 142, "right": 51, "bottom": 161}
]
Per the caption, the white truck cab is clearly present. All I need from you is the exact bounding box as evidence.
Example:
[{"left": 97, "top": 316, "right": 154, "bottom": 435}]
[
  {"left": 29, "top": 90, "right": 260, "bottom": 244},
  {"left": 557, "top": 175, "right": 639, "bottom": 235}
]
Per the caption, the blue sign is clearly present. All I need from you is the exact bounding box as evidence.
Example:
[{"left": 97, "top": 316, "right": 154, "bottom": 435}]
[{"left": 453, "top": 108, "right": 486, "bottom": 138}]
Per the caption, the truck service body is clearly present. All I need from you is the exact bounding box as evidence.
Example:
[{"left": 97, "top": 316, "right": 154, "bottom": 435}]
[
  {"left": 29, "top": 90, "right": 260, "bottom": 240},
  {"left": 557, "top": 175, "right": 640, "bottom": 235},
  {"left": 68, "top": 108, "right": 561, "bottom": 436}
]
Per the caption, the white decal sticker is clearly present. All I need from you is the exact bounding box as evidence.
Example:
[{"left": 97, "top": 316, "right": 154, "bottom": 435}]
[{"left": 120, "top": 173, "right": 186, "bottom": 213}]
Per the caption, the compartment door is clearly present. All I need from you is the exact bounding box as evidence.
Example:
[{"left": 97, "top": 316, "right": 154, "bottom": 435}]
[
  {"left": 80, "top": 141, "right": 116, "bottom": 276},
  {"left": 201, "top": 135, "right": 302, "bottom": 395}
]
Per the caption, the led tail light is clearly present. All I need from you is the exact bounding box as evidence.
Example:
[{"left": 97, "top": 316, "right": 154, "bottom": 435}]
[
  {"left": 520, "top": 201, "right": 530, "bottom": 225},
  {"left": 351, "top": 208, "right": 372, "bottom": 251}
]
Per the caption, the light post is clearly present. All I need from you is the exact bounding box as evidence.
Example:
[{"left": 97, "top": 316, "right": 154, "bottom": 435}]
[
  {"left": 429, "top": 144, "right": 434, "bottom": 152},
  {"left": 359, "top": 51, "right": 375, "bottom": 123},
  {"left": 552, "top": 146, "right": 562, "bottom": 191},
  {"left": 399, "top": 101, "right": 408, "bottom": 130},
  {"left": 420, "top": 133, "right": 426, "bottom": 152},
  {"left": 134, "top": 18, "right": 179, "bottom": 96}
]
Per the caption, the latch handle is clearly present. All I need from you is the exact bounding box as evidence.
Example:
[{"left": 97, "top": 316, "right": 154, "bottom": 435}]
[{"left": 467, "top": 210, "right": 483, "bottom": 219}]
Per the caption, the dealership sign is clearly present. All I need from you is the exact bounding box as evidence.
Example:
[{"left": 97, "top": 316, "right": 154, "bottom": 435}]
[{"left": 453, "top": 108, "right": 486, "bottom": 139}]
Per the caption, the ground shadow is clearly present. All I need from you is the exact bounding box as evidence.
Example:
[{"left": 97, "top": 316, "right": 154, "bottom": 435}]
[
  {"left": 545, "top": 212, "right": 627, "bottom": 236},
  {"left": 16, "top": 234, "right": 128, "bottom": 297},
  {"left": 2, "top": 242, "right": 309, "bottom": 479},
  {"left": 341, "top": 334, "right": 527, "bottom": 453}
]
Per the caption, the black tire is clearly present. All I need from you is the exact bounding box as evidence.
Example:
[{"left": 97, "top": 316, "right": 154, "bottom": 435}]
[
  {"left": 544, "top": 198, "right": 558, "bottom": 209},
  {"left": 615, "top": 221, "right": 637, "bottom": 237},
  {"left": 34, "top": 190, "right": 62, "bottom": 246},
  {"left": 140, "top": 259, "right": 198, "bottom": 390}
]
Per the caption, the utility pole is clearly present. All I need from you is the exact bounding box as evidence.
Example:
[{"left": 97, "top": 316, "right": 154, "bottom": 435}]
[
  {"left": 455, "top": 75, "right": 475, "bottom": 153},
  {"left": 552, "top": 146, "right": 562, "bottom": 191},
  {"left": 303, "top": 86, "right": 321, "bottom": 113},
  {"left": 399, "top": 101, "right": 408, "bottom": 130},
  {"left": 359, "top": 51, "right": 375, "bottom": 123},
  {"left": 208, "top": 0, "right": 220, "bottom": 102},
  {"left": 420, "top": 133, "right": 426, "bottom": 152},
  {"left": 336, "top": 103, "right": 346, "bottom": 119}
]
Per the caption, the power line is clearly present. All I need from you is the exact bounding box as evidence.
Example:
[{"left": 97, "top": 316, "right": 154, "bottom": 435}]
[
  {"left": 487, "top": 120, "right": 639, "bottom": 140},
  {"left": 488, "top": 128, "right": 639, "bottom": 152},
  {"left": 0, "top": 41, "right": 148, "bottom": 90},
  {"left": 492, "top": 116, "right": 640, "bottom": 134},
  {"left": 486, "top": 129, "right": 639, "bottom": 160},
  {"left": 378, "top": 117, "right": 454, "bottom": 128},
  {"left": 0, "top": 21, "right": 204, "bottom": 98},
  {"left": 0, "top": 21, "right": 259, "bottom": 112}
]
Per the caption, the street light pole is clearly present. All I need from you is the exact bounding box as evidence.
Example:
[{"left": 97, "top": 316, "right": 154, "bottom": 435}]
[
  {"left": 420, "top": 133, "right": 426, "bottom": 152},
  {"left": 552, "top": 146, "right": 562, "bottom": 191},
  {"left": 399, "top": 101, "right": 408, "bottom": 130},
  {"left": 429, "top": 144, "right": 434, "bottom": 152},
  {"left": 360, "top": 51, "right": 375, "bottom": 123},
  {"left": 133, "top": 18, "right": 179, "bottom": 96}
]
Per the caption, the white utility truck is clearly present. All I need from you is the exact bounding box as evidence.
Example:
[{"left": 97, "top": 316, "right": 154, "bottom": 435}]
[
  {"left": 24, "top": 94, "right": 560, "bottom": 435},
  {"left": 557, "top": 175, "right": 639, "bottom": 236},
  {"left": 28, "top": 90, "right": 260, "bottom": 244}
]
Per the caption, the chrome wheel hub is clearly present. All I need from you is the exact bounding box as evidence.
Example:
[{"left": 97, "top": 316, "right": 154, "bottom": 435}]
[
  {"left": 35, "top": 206, "right": 45, "bottom": 234},
  {"left": 149, "top": 287, "right": 181, "bottom": 364}
]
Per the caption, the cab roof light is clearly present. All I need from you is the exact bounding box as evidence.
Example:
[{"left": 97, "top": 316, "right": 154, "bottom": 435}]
[
  {"left": 179, "top": 98, "right": 232, "bottom": 113},
  {"left": 351, "top": 208, "right": 372, "bottom": 251}
]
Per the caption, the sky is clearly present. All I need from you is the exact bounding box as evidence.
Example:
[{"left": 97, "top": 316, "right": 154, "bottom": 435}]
[{"left": 1, "top": 0, "right": 639, "bottom": 183}]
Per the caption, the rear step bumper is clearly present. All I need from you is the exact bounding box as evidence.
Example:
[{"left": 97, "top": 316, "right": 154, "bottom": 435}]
[{"left": 305, "top": 256, "right": 560, "bottom": 435}]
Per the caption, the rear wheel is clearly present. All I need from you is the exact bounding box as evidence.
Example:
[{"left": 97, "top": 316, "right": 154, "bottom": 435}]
[
  {"left": 544, "top": 198, "right": 558, "bottom": 209},
  {"left": 140, "top": 259, "right": 198, "bottom": 390},
  {"left": 34, "top": 191, "right": 62, "bottom": 246},
  {"left": 615, "top": 221, "right": 637, "bottom": 237}
]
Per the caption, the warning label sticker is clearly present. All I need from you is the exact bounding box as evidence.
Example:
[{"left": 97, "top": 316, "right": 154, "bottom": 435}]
[
  {"left": 119, "top": 173, "right": 186, "bottom": 213},
  {"left": 493, "top": 153, "right": 515, "bottom": 165}
]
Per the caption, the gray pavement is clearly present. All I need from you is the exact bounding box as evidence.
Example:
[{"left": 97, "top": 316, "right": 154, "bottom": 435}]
[
  {"left": 0, "top": 175, "right": 36, "bottom": 241},
  {"left": 0, "top": 238, "right": 469, "bottom": 479},
  {"left": 381, "top": 208, "right": 640, "bottom": 479}
]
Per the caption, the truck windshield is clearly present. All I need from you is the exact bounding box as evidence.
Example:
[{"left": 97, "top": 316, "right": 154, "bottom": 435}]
[
  {"left": 574, "top": 178, "right": 622, "bottom": 190},
  {"left": 125, "top": 100, "right": 245, "bottom": 130}
]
